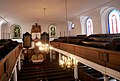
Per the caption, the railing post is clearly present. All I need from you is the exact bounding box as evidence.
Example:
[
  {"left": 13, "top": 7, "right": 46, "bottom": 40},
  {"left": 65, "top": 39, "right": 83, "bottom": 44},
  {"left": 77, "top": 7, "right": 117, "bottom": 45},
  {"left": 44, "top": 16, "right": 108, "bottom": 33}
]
[
  {"left": 18, "top": 56, "right": 21, "bottom": 71},
  {"left": 13, "top": 65, "right": 17, "bottom": 81},
  {"left": 59, "top": 53, "right": 61, "bottom": 65},
  {"left": 74, "top": 65, "right": 78, "bottom": 80},
  {"left": 50, "top": 49, "right": 52, "bottom": 62},
  {"left": 104, "top": 74, "right": 109, "bottom": 81}
]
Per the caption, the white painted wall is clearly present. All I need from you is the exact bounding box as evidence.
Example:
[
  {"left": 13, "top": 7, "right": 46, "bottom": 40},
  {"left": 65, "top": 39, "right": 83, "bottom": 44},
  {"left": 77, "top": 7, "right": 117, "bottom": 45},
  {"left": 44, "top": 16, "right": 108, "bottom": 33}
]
[
  {"left": 0, "top": 20, "right": 2, "bottom": 39},
  {"left": 8, "top": 21, "right": 67, "bottom": 39},
  {"left": 68, "top": 0, "right": 120, "bottom": 35},
  {"left": 1, "top": 0, "right": 120, "bottom": 39},
  {"left": 1, "top": 22, "right": 10, "bottom": 39},
  {"left": 69, "top": 17, "right": 81, "bottom": 36}
]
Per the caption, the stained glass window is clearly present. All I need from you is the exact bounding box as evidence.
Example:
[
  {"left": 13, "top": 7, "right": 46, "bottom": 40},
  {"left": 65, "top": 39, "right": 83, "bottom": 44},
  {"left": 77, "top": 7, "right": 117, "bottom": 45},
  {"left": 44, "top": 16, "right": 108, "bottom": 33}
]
[
  {"left": 13, "top": 25, "right": 21, "bottom": 38},
  {"left": 49, "top": 25, "right": 57, "bottom": 37},
  {"left": 86, "top": 18, "right": 93, "bottom": 36},
  {"left": 108, "top": 9, "right": 120, "bottom": 34}
]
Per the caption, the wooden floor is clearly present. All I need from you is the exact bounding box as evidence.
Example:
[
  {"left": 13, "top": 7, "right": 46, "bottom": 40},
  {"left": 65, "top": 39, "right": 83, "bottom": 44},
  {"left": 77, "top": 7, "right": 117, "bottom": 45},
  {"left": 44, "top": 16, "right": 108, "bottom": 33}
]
[{"left": 17, "top": 59, "right": 75, "bottom": 81}]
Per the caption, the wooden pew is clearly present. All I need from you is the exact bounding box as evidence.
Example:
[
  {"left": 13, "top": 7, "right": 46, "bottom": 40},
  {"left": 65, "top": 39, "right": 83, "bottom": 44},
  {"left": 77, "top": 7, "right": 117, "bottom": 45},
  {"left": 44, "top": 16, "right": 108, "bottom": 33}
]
[
  {"left": 52, "top": 35, "right": 86, "bottom": 44},
  {"left": 50, "top": 39, "right": 120, "bottom": 80},
  {"left": 78, "top": 33, "right": 120, "bottom": 51}
]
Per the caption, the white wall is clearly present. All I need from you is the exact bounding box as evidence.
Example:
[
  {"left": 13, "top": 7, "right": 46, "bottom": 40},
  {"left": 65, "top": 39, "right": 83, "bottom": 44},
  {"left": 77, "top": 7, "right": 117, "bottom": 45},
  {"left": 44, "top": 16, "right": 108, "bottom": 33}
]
[
  {"left": 1, "top": 22, "right": 10, "bottom": 39},
  {"left": 0, "top": 20, "right": 2, "bottom": 39},
  {"left": 69, "top": 17, "right": 81, "bottom": 36},
  {"left": 1, "top": 0, "right": 120, "bottom": 39},
  {"left": 68, "top": 0, "right": 120, "bottom": 35},
  {"left": 8, "top": 21, "right": 67, "bottom": 39}
]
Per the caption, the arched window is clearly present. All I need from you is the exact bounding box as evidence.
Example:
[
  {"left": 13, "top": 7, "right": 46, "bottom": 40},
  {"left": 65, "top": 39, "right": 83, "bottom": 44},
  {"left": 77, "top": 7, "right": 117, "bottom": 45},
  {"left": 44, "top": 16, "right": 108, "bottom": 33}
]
[
  {"left": 12, "top": 25, "right": 22, "bottom": 39},
  {"left": 49, "top": 25, "right": 57, "bottom": 37},
  {"left": 86, "top": 18, "right": 93, "bottom": 36},
  {"left": 108, "top": 9, "right": 120, "bottom": 34},
  {"left": 68, "top": 21, "right": 75, "bottom": 30}
]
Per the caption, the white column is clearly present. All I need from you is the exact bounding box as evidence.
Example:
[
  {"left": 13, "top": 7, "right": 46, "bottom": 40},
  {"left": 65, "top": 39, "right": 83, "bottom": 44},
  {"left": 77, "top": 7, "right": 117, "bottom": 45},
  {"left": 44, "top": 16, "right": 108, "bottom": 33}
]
[
  {"left": 59, "top": 53, "right": 61, "bottom": 65},
  {"left": 104, "top": 75, "right": 109, "bottom": 81},
  {"left": 50, "top": 49, "right": 52, "bottom": 62},
  {"left": 74, "top": 65, "right": 78, "bottom": 80},
  {"left": 18, "top": 56, "right": 21, "bottom": 71},
  {"left": 13, "top": 65, "right": 17, "bottom": 81}
]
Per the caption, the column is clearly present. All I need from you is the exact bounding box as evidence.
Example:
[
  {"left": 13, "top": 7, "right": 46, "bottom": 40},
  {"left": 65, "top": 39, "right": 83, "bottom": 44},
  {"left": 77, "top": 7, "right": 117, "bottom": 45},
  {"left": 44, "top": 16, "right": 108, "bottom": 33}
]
[
  {"left": 18, "top": 56, "right": 21, "bottom": 71},
  {"left": 74, "top": 65, "right": 78, "bottom": 80},
  {"left": 59, "top": 53, "right": 61, "bottom": 65},
  {"left": 104, "top": 74, "right": 109, "bottom": 81},
  {"left": 13, "top": 65, "right": 17, "bottom": 81},
  {"left": 50, "top": 49, "right": 52, "bottom": 62}
]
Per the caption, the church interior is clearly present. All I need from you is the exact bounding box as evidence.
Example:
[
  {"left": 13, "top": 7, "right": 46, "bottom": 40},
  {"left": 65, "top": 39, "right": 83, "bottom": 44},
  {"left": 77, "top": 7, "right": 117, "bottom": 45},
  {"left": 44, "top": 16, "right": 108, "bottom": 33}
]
[{"left": 0, "top": 0, "right": 120, "bottom": 81}]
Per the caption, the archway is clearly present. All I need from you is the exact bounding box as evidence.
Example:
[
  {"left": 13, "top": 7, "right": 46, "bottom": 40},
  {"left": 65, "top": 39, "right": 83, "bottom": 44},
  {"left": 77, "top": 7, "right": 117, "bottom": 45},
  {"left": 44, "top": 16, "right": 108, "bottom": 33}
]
[{"left": 100, "top": 6, "right": 117, "bottom": 34}]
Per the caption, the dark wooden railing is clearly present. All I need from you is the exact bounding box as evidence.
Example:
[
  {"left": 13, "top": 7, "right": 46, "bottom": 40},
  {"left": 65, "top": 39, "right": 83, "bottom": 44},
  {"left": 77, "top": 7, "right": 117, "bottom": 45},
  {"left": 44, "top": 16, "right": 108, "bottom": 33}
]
[
  {"left": 50, "top": 42, "right": 120, "bottom": 72},
  {"left": 0, "top": 44, "right": 22, "bottom": 81}
]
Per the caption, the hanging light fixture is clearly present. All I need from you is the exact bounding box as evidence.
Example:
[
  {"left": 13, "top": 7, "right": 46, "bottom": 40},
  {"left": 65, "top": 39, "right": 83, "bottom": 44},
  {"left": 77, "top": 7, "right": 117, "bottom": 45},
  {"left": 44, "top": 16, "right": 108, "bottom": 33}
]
[
  {"left": 59, "top": 55, "right": 78, "bottom": 69},
  {"left": 58, "top": 0, "right": 78, "bottom": 69},
  {"left": 36, "top": 41, "right": 50, "bottom": 53},
  {"left": 65, "top": 0, "right": 69, "bottom": 37},
  {"left": 36, "top": 8, "right": 52, "bottom": 54}
]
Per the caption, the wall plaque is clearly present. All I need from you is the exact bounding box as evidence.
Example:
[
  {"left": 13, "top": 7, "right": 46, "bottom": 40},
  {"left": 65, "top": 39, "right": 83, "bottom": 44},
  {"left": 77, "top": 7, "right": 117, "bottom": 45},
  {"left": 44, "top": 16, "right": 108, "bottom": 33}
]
[{"left": 23, "top": 32, "right": 32, "bottom": 48}]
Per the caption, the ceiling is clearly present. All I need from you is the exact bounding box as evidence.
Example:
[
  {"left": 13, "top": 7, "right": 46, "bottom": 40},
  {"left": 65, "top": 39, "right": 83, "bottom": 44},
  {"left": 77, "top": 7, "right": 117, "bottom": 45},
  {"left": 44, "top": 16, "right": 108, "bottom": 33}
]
[{"left": 0, "top": 0, "right": 115, "bottom": 23}]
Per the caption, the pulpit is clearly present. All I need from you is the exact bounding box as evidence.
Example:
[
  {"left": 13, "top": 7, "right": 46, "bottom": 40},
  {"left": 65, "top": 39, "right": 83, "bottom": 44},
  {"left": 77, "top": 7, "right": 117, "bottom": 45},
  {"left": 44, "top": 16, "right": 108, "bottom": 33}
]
[
  {"left": 31, "top": 23, "right": 41, "bottom": 53},
  {"left": 31, "top": 23, "right": 41, "bottom": 40}
]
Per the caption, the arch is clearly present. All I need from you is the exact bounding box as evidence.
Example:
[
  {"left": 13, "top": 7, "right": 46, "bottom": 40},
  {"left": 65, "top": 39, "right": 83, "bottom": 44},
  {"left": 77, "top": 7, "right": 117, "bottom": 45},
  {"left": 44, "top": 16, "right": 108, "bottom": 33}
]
[
  {"left": 100, "top": 6, "right": 118, "bottom": 34},
  {"left": 108, "top": 9, "right": 120, "bottom": 34},
  {"left": 1, "top": 22, "right": 10, "bottom": 39},
  {"left": 49, "top": 24, "right": 57, "bottom": 37},
  {"left": 80, "top": 16, "right": 93, "bottom": 35},
  {"left": 68, "top": 21, "right": 75, "bottom": 30},
  {"left": 11, "top": 24, "right": 22, "bottom": 39},
  {"left": 86, "top": 17, "right": 93, "bottom": 36},
  {"left": 0, "top": 20, "right": 3, "bottom": 39},
  {"left": 80, "top": 16, "right": 88, "bottom": 35}
]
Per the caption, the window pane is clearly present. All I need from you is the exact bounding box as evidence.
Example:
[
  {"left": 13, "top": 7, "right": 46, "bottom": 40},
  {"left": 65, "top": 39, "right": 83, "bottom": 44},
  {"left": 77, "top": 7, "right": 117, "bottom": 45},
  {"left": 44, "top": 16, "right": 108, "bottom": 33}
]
[
  {"left": 108, "top": 9, "right": 120, "bottom": 34},
  {"left": 86, "top": 18, "right": 93, "bottom": 36}
]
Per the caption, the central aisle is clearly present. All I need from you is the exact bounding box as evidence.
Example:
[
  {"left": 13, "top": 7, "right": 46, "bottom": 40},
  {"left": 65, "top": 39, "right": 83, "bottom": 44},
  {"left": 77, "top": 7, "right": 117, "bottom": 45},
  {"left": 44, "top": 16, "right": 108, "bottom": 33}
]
[{"left": 18, "top": 59, "right": 75, "bottom": 81}]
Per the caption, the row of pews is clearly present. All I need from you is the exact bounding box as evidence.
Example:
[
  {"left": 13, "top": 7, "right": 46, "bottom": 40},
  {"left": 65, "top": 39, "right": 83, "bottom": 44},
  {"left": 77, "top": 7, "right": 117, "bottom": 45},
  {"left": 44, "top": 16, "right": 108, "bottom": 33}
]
[
  {"left": 50, "top": 33, "right": 120, "bottom": 81},
  {"left": 78, "top": 63, "right": 118, "bottom": 81},
  {"left": 53, "top": 33, "right": 120, "bottom": 51},
  {"left": 0, "top": 39, "right": 22, "bottom": 81},
  {"left": 18, "top": 60, "right": 75, "bottom": 81}
]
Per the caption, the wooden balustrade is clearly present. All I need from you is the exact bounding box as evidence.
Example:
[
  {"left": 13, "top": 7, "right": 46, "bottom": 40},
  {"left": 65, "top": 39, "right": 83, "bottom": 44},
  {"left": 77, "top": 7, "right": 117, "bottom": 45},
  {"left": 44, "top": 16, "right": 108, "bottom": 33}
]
[
  {"left": 50, "top": 42, "right": 120, "bottom": 72},
  {"left": 0, "top": 44, "right": 22, "bottom": 81}
]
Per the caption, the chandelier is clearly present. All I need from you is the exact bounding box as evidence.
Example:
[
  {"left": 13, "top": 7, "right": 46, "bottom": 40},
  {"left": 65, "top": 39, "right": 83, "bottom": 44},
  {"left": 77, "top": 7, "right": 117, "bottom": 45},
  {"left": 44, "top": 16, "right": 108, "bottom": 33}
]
[
  {"left": 59, "top": 55, "right": 78, "bottom": 69},
  {"left": 35, "top": 7, "right": 53, "bottom": 54},
  {"left": 36, "top": 41, "right": 52, "bottom": 54}
]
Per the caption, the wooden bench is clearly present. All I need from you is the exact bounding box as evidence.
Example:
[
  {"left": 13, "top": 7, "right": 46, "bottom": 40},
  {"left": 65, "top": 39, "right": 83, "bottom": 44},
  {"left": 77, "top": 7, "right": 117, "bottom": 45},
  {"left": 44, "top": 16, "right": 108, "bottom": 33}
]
[
  {"left": 53, "top": 35, "right": 86, "bottom": 44},
  {"left": 78, "top": 33, "right": 120, "bottom": 51}
]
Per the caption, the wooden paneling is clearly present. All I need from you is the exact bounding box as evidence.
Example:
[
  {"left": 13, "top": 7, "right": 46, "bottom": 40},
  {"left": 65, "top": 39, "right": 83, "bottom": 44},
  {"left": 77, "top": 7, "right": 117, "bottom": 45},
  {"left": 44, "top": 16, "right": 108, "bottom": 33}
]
[
  {"left": 0, "top": 44, "right": 22, "bottom": 81},
  {"left": 66, "top": 44, "right": 75, "bottom": 54},
  {"left": 0, "top": 63, "right": 4, "bottom": 80},
  {"left": 106, "top": 51, "right": 120, "bottom": 72},
  {"left": 51, "top": 42, "right": 60, "bottom": 48},
  {"left": 51, "top": 42, "right": 120, "bottom": 72}
]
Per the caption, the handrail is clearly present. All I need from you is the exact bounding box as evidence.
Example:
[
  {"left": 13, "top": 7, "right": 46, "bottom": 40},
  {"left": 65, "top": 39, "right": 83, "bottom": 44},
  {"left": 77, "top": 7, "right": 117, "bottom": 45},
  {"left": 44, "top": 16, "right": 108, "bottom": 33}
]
[
  {"left": 50, "top": 42, "right": 120, "bottom": 80},
  {"left": 0, "top": 44, "right": 22, "bottom": 81}
]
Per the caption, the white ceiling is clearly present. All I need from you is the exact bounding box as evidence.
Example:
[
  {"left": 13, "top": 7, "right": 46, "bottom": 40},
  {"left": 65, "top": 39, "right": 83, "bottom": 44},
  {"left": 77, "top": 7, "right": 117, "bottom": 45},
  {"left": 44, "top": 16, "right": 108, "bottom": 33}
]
[{"left": 0, "top": 0, "right": 117, "bottom": 23}]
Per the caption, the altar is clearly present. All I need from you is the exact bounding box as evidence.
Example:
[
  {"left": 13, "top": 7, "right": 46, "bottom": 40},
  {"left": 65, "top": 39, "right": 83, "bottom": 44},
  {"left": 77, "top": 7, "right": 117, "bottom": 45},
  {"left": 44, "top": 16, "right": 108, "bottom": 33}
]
[{"left": 23, "top": 23, "right": 49, "bottom": 63}]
